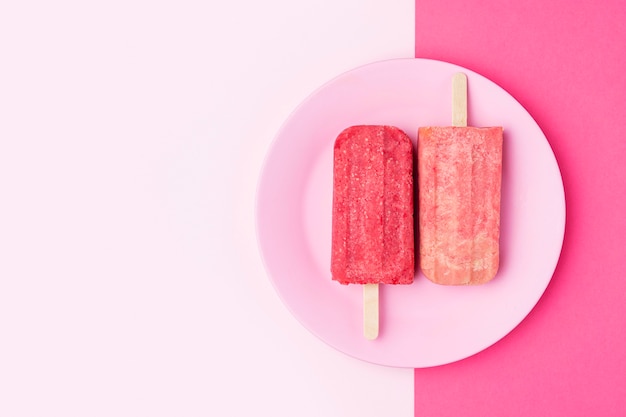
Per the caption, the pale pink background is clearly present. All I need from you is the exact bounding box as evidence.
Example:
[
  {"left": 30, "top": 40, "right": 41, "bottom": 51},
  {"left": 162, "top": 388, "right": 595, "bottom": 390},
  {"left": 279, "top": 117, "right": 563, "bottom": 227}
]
[
  {"left": 0, "top": 1, "right": 415, "bottom": 416},
  {"left": 415, "top": 0, "right": 626, "bottom": 415}
]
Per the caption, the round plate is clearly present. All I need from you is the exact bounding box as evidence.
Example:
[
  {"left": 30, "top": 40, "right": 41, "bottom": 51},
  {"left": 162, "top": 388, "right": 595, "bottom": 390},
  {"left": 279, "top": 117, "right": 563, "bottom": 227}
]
[{"left": 255, "top": 58, "right": 565, "bottom": 368}]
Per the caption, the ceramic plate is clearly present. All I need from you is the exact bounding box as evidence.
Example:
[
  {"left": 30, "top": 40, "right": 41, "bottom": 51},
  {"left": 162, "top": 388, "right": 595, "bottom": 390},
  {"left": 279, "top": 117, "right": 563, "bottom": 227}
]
[{"left": 256, "top": 58, "right": 565, "bottom": 368}]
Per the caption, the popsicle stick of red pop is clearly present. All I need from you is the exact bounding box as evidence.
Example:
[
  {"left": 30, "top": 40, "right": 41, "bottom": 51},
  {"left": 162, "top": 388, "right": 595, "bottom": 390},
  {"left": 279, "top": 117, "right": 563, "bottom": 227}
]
[{"left": 331, "top": 125, "right": 415, "bottom": 340}]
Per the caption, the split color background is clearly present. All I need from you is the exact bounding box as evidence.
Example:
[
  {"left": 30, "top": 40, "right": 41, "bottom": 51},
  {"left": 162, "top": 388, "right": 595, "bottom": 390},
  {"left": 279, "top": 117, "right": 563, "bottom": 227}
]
[{"left": 1, "top": 0, "right": 624, "bottom": 416}]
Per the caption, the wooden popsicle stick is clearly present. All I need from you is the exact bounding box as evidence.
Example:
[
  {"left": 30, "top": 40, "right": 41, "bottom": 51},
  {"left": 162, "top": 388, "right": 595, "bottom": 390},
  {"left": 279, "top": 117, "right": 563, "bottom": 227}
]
[
  {"left": 452, "top": 72, "right": 468, "bottom": 127},
  {"left": 363, "top": 283, "right": 379, "bottom": 340}
]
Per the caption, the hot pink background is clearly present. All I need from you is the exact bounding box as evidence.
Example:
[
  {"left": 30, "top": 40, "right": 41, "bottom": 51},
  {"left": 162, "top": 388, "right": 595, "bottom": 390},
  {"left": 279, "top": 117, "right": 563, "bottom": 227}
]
[{"left": 414, "top": 0, "right": 626, "bottom": 415}]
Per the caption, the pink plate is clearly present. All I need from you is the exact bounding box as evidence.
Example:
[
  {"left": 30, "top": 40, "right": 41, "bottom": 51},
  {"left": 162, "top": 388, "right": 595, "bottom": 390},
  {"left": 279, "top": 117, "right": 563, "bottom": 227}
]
[{"left": 255, "top": 58, "right": 565, "bottom": 368}]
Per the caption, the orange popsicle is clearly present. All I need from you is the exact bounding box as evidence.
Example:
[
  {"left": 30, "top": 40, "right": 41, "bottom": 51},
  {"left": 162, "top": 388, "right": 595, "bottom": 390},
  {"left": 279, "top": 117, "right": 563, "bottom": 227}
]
[{"left": 418, "top": 73, "right": 503, "bottom": 285}]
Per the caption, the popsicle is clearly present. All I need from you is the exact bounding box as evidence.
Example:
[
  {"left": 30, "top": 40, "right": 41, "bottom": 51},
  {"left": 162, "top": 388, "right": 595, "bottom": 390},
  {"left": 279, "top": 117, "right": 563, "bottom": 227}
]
[
  {"left": 331, "top": 125, "right": 414, "bottom": 339},
  {"left": 418, "top": 73, "right": 503, "bottom": 285}
]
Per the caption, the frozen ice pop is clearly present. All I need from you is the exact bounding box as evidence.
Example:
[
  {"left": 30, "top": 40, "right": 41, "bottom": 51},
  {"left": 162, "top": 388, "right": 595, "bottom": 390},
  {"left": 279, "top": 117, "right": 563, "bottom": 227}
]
[
  {"left": 331, "top": 125, "right": 414, "bottom": 285},
  {"left": 331, "top": 125, "right": 414, "bottom": 338},
  {"left": 418, "top": 73, "right": 503, "bottom": 285}
]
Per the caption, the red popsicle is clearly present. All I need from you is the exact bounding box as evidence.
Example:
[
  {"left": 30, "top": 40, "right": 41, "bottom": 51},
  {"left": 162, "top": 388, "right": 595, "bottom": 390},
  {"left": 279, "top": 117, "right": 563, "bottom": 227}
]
[{"left": 331, "top": 125, "right": 414, "bottom": 339}]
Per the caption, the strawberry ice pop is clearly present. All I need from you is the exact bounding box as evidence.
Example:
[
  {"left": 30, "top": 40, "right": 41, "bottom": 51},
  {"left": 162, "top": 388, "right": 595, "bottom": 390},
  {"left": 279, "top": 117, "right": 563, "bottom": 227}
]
[
  {"left": 331, "top": 125, "right": 414, "bottom": 338},
  {"left": 418, "top": 73, "right": 503, "bottom": 285}
]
